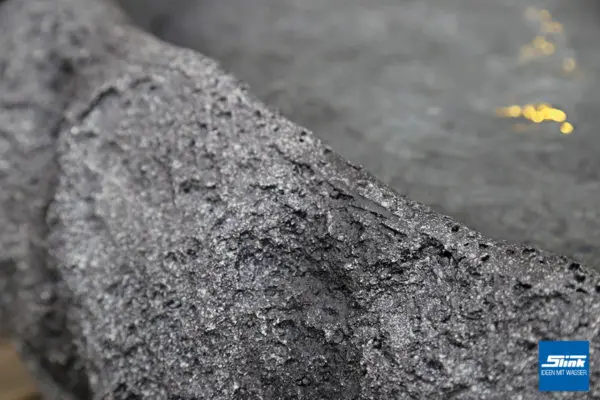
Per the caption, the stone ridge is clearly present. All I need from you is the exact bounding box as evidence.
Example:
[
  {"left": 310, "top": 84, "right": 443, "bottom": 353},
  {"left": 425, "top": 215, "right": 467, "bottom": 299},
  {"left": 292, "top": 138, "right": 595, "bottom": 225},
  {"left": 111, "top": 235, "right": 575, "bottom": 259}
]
[{"left": 0, "top": 0, "right": 599, "bottom": 399}]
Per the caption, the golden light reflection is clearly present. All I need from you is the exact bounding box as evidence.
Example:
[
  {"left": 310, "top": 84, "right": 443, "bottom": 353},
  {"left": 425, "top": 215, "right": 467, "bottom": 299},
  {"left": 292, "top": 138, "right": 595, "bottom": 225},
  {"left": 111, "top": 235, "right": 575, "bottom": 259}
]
[
  {"left": 496, "top": 104, "right": 574, "bottom": 134},
  {"left": 542, "top": 21, "right": 563, "bottom": 34},
  {"left": 502, "top": 8, "right": 576, "bottom": 135},
  {"left": 540, "top": 9, "right": 552, "bottom": 21},
  {"left": 518, "top": 8, "right": 566, "bottom": 63},
  {"left": 560, "top": 122, "right": 574, "bottom": 135}
]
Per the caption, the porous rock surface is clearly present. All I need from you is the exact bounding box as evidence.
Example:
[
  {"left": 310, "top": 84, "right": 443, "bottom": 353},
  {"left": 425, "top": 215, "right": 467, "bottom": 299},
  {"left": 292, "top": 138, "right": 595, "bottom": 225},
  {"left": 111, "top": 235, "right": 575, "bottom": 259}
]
[
  {"left": 118, "top": 0, "right": 600, "bottom": 267},
  {"left": 0, "top": 0, "right": 599, "bottom": 399}
]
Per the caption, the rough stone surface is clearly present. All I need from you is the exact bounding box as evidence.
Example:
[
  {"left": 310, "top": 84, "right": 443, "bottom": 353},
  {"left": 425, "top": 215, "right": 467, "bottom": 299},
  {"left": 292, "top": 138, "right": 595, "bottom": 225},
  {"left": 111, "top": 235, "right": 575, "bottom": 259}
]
[
  {"left": 119, "top": 0, "right": 600, "bottom": 267},
  {"left": 1, "top": 0, "right": 600, "bottom": 399}
]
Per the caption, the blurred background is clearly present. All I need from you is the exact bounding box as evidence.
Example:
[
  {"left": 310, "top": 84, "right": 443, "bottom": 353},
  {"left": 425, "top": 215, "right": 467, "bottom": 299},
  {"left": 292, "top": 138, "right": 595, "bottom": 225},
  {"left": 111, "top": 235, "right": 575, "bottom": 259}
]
[{"left": 4, "top": 0, "right": 600, "bottom": 398}]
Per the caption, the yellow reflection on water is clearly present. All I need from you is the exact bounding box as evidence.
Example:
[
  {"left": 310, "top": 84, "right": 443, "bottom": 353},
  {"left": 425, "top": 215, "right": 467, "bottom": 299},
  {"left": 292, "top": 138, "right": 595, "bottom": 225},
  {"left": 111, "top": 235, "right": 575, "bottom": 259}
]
[
  {"left": 560, "top": 122, "right": 574, "bottom": 135},
  {"left": 496, "top": 104, "right": 574, "bottom": 134},
  {"left": 498, "top": 8, "right": 576, "bottom": 135}
]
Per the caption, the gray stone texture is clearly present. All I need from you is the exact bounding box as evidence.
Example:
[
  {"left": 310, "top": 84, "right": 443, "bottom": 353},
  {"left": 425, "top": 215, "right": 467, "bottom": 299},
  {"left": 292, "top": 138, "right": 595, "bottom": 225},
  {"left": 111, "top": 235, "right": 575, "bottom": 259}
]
[
  {"left": 119, "top": 0, "right": 600, "bottom": 267},
  {"left": 1, "top": 0, "right": 600, "bottom": 399}
]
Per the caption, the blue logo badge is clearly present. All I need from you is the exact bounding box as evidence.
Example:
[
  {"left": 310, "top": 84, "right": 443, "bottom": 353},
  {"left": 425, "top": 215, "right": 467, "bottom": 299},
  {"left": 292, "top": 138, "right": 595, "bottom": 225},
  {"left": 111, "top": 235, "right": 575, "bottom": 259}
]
[{"left": 538, "top": 341, "right": 589, "bottom": 392}]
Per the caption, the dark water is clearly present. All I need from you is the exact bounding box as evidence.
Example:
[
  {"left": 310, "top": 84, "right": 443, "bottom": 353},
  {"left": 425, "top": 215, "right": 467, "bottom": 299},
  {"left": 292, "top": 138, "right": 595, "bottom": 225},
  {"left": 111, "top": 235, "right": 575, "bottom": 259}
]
[{"left": 119, "top": 0, "right": 600, "bottom": 268}]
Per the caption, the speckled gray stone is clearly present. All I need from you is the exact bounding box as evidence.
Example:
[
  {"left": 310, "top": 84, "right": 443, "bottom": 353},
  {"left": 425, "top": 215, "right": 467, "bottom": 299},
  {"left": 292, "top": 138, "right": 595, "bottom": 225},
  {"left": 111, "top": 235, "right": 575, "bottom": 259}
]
[
  {"left": 1, "top": 0, "right": 600, "bottom": 399},
  {"left": 118, "top": 0, "right": 600, "bottom": 267}
]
